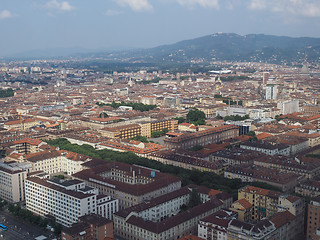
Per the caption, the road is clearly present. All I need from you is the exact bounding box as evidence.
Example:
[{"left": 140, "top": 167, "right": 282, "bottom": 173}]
[{"left": 0, "top": 207, "right": 58, "bottom": 240}]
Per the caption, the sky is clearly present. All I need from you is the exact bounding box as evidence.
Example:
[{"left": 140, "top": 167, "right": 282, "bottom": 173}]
[{"left": 1, "top": 0, "right": 320, "bottom": 56}]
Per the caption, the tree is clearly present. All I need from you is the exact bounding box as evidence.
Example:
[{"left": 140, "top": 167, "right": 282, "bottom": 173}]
[
  {"left": 0, "top": 88, "right": 14, "bottom": 98},
  {"left": 99, "top": 112, "right": 109, "bottom": 118},
  {"left": 224, "top": 114, "right": 249, "bottom": 121},
  {"left": 186, "top": 108, "right": 206, "bottom": 125},
  {"left": 173, "top": 117, "right": 185, "bottom": 124},
  {"left": 130, "top": 135, "right": 148, "bottom": 143},
  {"left": 246, "top": 131, "right": 256, "bottom": 137},
  {"left": 189, "top": 145, "right": 204, "bottom": 151},
  {"left": 188, "top": 188, "right": 202, "bottom": 208}
]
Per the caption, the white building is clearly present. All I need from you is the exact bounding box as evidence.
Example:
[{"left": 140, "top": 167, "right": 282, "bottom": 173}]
[
  {"left": 216, "top": 107, "right": 249, "bottom": 118},
  {"left": 114, "top": 185, "right": 232, "bottom": 240},
  {"left": 25, "top": 177, "right": 118, "bottom": 227},
  {"left": 265, "top": 85, "right": 277, "bottom": 100},
  {"left": 0, "top": 162, "right": 31, "bottom": 203},
  {"left": 26, "top": 150, "right": 91, "bottom": 176},
  {"left": 277, "top": 100, "right": 299, "bottom": 115}
]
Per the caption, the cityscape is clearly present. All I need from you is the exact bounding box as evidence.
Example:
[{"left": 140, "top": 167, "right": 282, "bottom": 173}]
[{"left": 1, "top": 1, "right": 320, "bottom": 240}]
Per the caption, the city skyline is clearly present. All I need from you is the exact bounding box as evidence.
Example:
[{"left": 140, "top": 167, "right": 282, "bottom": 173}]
[{"left": 1, "top": 0, "right": 320, "bottom": 56}]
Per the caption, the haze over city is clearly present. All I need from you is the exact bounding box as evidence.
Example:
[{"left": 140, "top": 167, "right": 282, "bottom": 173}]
[
  {"left": 1, "top": 0, "right": 320, "bottom": 56},
  {"left": 1, "top": 1, "right": 320, "bottom": 240}
]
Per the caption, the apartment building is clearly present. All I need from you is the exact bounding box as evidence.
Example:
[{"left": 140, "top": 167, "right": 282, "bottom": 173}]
[
  {"left": 4, "top": 118, "right": 39, "bottom": 130},
  {"left": 25, "top": 177, "right": 118, "bottom": 227},
  {"left": 25, "top": 150, "right": 91, "bottom": 175},
  {"left": 198, "top": 209, "right": 298, "bottom": 240},
  {"left": 73, "top": 161, "right": 181, "bottom": 209},
  {"left": 227, "top": 219, "right": 277, "bottom": 240},
  {"left": 295, "top": 180, "right": 320, "bottom": 198},
  {"left": 12, "top": 137, "right": 44, "bottom": 154},
  {"left": 26, "top": 150, "right": 62, "bottom": 174},
  {"left": 0, "top": 161, "right": 30, "bottom": 203},
  {"left": 164, "top": 125, "right": 239, "bottom": 149},
  {"left": 149, "top": 150, "right": 226, "bottom": 174},
  {"left": 198, "top": 209, "right": 237, "bottom": 240},
  {"left": 240, "top": 141, "right": 290, "bottom": 156},
  {"left": 61, "top": 214, "right": 114, "bottom": 240},
  {"left": 114, "top": 185, "right": 231, "bottom": 240},
  {"left": 307, "top": 195, "right": 320, "bottom": 239},
  {"left": 238, "top": 186, "right": 304, "bottom": 239},
  {"left": 100, "top": 124, "right": 141, "bottom": 139},
  {"left": 224, "top": 164, "right": 300, "bottom": 192}
]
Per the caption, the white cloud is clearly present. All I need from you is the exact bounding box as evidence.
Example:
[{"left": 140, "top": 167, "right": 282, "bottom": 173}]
[
  {"left": 45, "top": 0, "right": 74, "bottom": 11},
  {"left": 0, "top": 10, "right": 13, "bottom": 19},
  {"left": 248, "top": 0, "right": 320, "bottom": 17},
  {"left": 106, "top": 9, "right": 121, "bottom": 16},
  {"left": 176, "top": 0, "right": 219, "bottom": 9},
  {"left": 248, "top": 0, "right": 266, "bottom": 10},
  {"left": 114, "top": 0, "right": 153, "bottom": 12}
]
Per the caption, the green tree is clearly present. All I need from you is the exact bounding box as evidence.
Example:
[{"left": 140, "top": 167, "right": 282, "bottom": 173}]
[
  {"left": 0, "top": 88, "right": 14, "bottom": 98},
  {"left": 130, "top": 135, "right": 149, "bottom": 143},
  {"left": 246, "top": 131, "right": 256, "bottom": 137},
  {"left": 99, "top": 112, "right": 109, "bottom": 118},
  {"left": 173, "top": 117, "right": 185, "bottom": 124},
  {"left": 186, "top": 108, "right": 206, "bottom": 125},
  {"left": 224, "top": 114, "right": 249, "bottom": 121},
  {"left": 188, "top": 188, "right": 202, "bottom": 208}
]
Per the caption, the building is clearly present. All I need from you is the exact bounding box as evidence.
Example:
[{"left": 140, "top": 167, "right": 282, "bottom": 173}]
[
  {"left": 263, "top": 72, "right": 269, "bottom": 85},
  {"left": 238, "top": 186, "right": 304, "bottom": 239},
  {"left": 230, "top": 199, "right": 253, "bottom": 222},
  {"left": 224, "top": 164, "right": 299, "bottom": 192},
  {"left": 0, "top": 161, "right": 30, "bottom": 203},
  {"left": 225, "top": 120, "right": 251, "bottom": 135},
  {"left": 73, "top": 161, "right": 181, "bottom": 209},
  {"left": 295, "top": 180, "right": 320, "bottom": 198},
  {"left": 140, "top": 119, "right": 178, "bottom": 138},
  {"left": 277, "top": 100, "right": 299, "bottom": 115},
  {"left": 307, "top": 195, "right": 320, "bottom": 239},
  {"left": 227, "top": 218, "right": 277, "bottom": 240},
  {"left": 100, "top": 124, "right": 141, "bottom": 139},
  {"left": 114, "top": 185, "right": 231, "bottom": 240},
  {"left": 164, "top": 125, "right": 239, "bottom": 150},
  {"left": 140, "top": 95, "right": 157, "bottom": 105},
  {"left": 61, "top": 214, "right": 114, "bottom": 240},
  {"left": 4, "top": 118, "right": 40, "bottom": 130},
  {"left": 100, "top": 119, "right": 178, "bottom": 139},
  {"left": 265, "top": 84, "right": 277, "bottom": 100},
  {"left": 25, "top": 150, "right": 91, "bottom": 176},
  {"left": 25, "top": 177, "right": 118, "bottom": 227},
  {"left": 240, "top": 140, "right": 290, "bottom": 156},
  {"left": 12, "top": 138, "right": 44, "bottom": 154},
  {"left": 198, "top": 209, "right": 237, "bottom": 240}
]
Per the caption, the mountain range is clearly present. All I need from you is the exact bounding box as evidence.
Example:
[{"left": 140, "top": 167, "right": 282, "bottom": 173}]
[
  {"left": 7, "top": 33, "right": 320, "bottom": 64},
  {"left": 98, "top": 33, "right": 320, "bottom": 64}
]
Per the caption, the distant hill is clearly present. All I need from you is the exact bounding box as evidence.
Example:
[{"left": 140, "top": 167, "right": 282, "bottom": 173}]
[
  {"left": 6, "top": 33, "right": 320, "bottom": 64},
  {"left": 95, "top": 33, "right": 320, "bottom": 64}
]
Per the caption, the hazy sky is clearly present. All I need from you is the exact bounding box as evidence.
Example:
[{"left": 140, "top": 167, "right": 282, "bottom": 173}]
[{"left": 1, "top": 0, "right": 320, "bottom": 56}]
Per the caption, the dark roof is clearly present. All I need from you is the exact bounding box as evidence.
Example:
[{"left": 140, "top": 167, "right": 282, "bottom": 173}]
[
  {"left": 27, "top": 177, "right": 93, "bottom": 200},
  {"left": 26, "top": 150, "right": 61, "bottom": 162},
  {"left": 73, "top": 161, "right": 181, "bottom": 196},
  {"left": 63, "top": 214, "right": 112, "bottom": 236},
  {"left": 125, "top": 198, "right": 223, "bottom": 233}
]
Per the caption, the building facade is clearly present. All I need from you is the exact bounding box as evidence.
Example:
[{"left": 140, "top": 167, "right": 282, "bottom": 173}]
[{"left": 25, "top": 177, "right": 118, "bottom": 227}]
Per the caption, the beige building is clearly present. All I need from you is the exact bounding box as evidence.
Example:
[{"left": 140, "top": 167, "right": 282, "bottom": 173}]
[
  {"left": 4, "top": 118, "right": 39, "bottom": 130},
  {"left": 238, "top": 186, "right": 304, "bottom": 239}
]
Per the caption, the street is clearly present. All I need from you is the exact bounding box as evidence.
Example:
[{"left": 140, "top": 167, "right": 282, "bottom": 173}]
[{"left": 0, "top": 208, "right": 58, "bottom": 240}]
